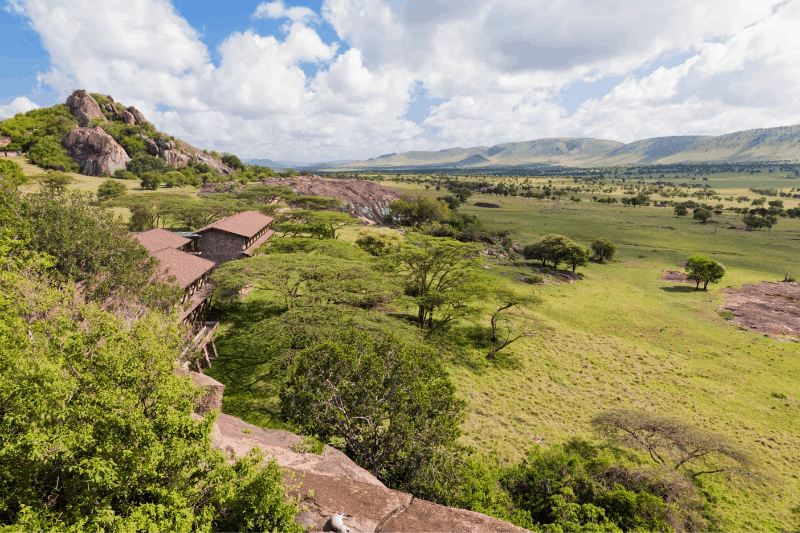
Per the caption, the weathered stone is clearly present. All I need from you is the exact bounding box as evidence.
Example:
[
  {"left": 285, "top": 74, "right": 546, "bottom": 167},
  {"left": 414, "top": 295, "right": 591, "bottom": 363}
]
[
  {"left": 107, "top": 95, "right": 114, "bottom": 103},
  {"left": 66, "top": 90, "right": 105, "bottom": 127},
  {"left": 163, "top": 149, "right": 192, "bottom": 168},
  {"left": 0, "top": 137, "right": 10, "bottom": 147},
  {"left": 62, "top": 127, "right": 130, "bottom": 176},
  {"left": 127, "top": 106, "right": 147, "bottom": 124},
  {"left": 156, "top": 138, "right": 175, "bottom": 151},
  {"left": 185, "top": 371, "right": 225, "bottom": 415},
  {"left": 146, "top": 138, "right": 159, "bottom": 156},
  {"left": 121, "top": 110, "right": 136, "bottom": 125}
]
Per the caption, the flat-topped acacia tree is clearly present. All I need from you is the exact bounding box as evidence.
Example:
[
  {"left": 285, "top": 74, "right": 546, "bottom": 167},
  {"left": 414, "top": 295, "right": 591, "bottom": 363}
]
[{"left": 685, "top": 255, "right": 725, "bottom": 290}]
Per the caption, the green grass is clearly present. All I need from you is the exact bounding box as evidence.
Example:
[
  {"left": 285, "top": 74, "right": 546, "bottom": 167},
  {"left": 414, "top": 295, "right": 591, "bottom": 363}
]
[{"left": 171, "top": 172, "right": 800, "bottom": 529}]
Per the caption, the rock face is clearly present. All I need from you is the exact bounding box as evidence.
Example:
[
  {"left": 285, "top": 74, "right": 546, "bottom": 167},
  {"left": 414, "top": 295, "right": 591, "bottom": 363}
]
[
  {"left": 0, "top": 136, "right": 10, "bottom": 147},
  {"left": 145, "top": 137, "right": 192, "bottom": 168},
  {"left": 121, "top": 110, "right": 136, "bottom": 125},
  {"left": 127, "top": 106, "right": 147, "bottom": 124},
  {"left": 209, "top": 411, "right": 529, "bottom": 533},
  {"left": 63, "top": 127, "right": 131, "bottom": 176},
  {"left": 176, "top": 140, "right": 236, "bottom": 175},
  {"left": 66, "top": 90, "right": 105, "bottom": 127}
]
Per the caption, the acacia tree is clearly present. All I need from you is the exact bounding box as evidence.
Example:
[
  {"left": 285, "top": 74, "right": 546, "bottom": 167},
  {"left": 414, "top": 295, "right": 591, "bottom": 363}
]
[
  {"left": 486, "top": 288, "right": 537, "bottom": 359},
  {"left": 273, "top": 210, "right": 359, "bottom": 239},
  {"left": 281, "top": 330, "right": 465, "bottom": 485},
  {"left": 563, "top": 242, "right": 590, "bottom": 272},
  {"left": 387, "top": 234, "right": 487, "bottom": 335},
  {"left": 693, "top": 209, "right": 713, "bottom": 224},
  {"left": 591, "top": 238, "right": 617, "bottom": 262},
  {"left": 684, "top": 255, "right": 725, "bottom": 290},
  {"left": 591, "top": 410, "right": 751, "bottom": 479}
]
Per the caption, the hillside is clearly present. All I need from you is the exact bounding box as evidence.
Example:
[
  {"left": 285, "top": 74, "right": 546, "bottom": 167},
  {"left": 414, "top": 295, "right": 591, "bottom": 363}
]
[
  {"left": 0, "top": 90, "right": 235, "bottom": 178},
  {"left": 335, "top": 125, "right": 800, "bottom": 169}
]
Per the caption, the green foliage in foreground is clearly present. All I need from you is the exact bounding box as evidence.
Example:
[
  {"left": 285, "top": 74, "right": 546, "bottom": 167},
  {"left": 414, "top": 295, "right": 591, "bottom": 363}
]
[
  {"left": 282, "top": 330, "right": 465, "bottom": 484},
  {"left": 0, "top": 193, "right": 303, "bottom": 531},
  {"left": 0, "top": 105, "right": 79, "bottom": 172},
  {"left": 0, "top": 159, "right": 27, "bottom": 187}
]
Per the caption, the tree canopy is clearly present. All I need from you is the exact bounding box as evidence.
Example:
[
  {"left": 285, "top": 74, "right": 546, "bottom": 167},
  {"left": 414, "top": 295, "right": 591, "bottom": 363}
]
[{"left": 684, "top": 255, "right": 726, "bottom": 290}]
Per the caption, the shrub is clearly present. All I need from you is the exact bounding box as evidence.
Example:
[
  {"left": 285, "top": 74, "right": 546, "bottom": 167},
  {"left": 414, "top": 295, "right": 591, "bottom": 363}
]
[
  {"left": 281, "top": 329, "right": 465, "bottom": 486},
  {"left": 27, "top": 136, "right": 79, "bottom": 172},
  {"left": 113, "top": 168, "right": 138, "bottom": 180},
  {"left": 127, "top": 153, "right": 168, "bottom": 177},
  {"left": 140, "top": 171, "right": 162, "bottom": 190},
  {"left": 717, "top": 309, "right": 734, "bottom": 320},
  {"left": 591, "top": 238, "right": 617, "bottom": 261},
  {"left": 0, "top": 159, "right": 27, "bottom": 187},
  {"left": 97, "top": 179, "right": 128, "bottom": 202}
]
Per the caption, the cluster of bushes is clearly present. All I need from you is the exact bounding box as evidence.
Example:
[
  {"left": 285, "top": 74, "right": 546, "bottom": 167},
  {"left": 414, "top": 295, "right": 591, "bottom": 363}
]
[
  {"left": 384, "top": 195, "right": 514, "bottom": 247},
  {"left": 0, "top": 105, "right": 79, "bottom": 172},
  {"left": 522, "top": 235, "right": 616, "bottom": 272}
]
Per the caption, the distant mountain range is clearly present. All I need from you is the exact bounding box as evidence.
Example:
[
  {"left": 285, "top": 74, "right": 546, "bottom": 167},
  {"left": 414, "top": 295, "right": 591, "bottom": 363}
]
[
  {"left": 332, "top": 126, "right": 800, "bottom": 169},
  {"left": 244, "top": 158, "right": 355, "bottom": 169}
]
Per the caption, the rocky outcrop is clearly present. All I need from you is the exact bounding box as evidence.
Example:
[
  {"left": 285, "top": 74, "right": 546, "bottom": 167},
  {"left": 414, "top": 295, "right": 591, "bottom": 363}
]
[
  {"left": 121, "top": 111, "right": 136, "bottom": 125},
  {"left": 66, "top": 90, "right": 105, "bottom": 127},
  {"left": 186, "top": 371, "right": 225, "bottom": 415},
  {"left": 127, "top": 106, "right": 147, "bottom": 124},
  {"left": 209, "top": 411, "right": 528, "bottom": 533},
  {"left": 145, "top": 137, "right": 192, "bottom": 168},
  {"left": 0, "top": 137, "right": 10, "bottom": 147},
  {"left": 63, "top": 127, "right": 130, "bottom": 176}
]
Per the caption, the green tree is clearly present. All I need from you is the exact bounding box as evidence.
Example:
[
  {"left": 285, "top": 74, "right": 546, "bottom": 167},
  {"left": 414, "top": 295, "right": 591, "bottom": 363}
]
[
  {"left": 281, "top": 330, "right": 465, "bottom": 485},
  {"left": 140, "top": 171, "right": 162, "bottom": 190},
  {"left": 0, "top": 159, "right": 27, "bottom": 187},
  {"left": 385, "top": 195, "right": 453, "bottom": 226},
  {"left": 532, "top": 234, "right": 574, "bottom": 270},
  {"left": 220, "top": 152, "right": 245, "bottom": 172},
  {"left": 97, "top": 179, "right": 128, "bottom": 202},
  {"left": 388, "top": 234, "right": 486, "bottom": 334},
  {"left": 127, "top": 153, "right": 169, "bottom": 177},
  {"left": 590, "top": 238, "right": 617, "bottom": 262},
  {"left": 450, "top": 187, "right": 473, "bottom": 203},
  {"left": 673, "top": 204, "right": 689, "bottom": 217},
  {"left": 0, "top": 268, "right": 302, "bottom": 532},
  {"left": 35, "top": 173, "right": 73, "bottom": 192},
  {"left": 273, "top": 210, "right": 359, "bottom": 239},
  {"left": 743, "top": 212, "right": 776, "bottom": 230},
  {"left": 693, "top": 209, "right": 713, "bottom": 224},
  {"left": 684, "top": 255, "right": 726, "bottom": 290},
  {"left": 355, "top": 230, "right": 399, "bottom": 256},
  {"left": 23, "top": 190, "right": 181, "bottom": 310},
  {"left": 563, "top": 242, "right": 590, "bottom": 272}
]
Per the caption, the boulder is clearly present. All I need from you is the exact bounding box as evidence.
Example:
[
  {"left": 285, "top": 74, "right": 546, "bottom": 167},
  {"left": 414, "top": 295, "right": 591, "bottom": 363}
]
[
  {"left": 146, "top": 138, "right": 159, "bottom": 156},
  {"left": 210, "top": 412, "right": 530, "bottom": 533},
  {"left": 121, "top": 110, "right": 136, "bottom": 125},
  {"left": 103, "top": 103, "right": 119, "bottom": 116},
  {"left": 0, "top": 136, "right": 10, "bottom": 147},
  {"left": 163, "top": 149, "right": 192, "bottom": 168},
  {"left": 66, "top": 90, "right": 105, "bottom": 127},
  {"left": 63, "top": 127, "right": 131, "bottom": 176},
  {"left": 127, "top": 106, "right": 147, "bottom": 124}
]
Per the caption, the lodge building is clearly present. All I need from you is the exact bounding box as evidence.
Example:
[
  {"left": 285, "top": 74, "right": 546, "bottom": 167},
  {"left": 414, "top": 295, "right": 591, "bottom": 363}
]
[{"left": 195, "top": 210, "right": 275, "bottom": 266}]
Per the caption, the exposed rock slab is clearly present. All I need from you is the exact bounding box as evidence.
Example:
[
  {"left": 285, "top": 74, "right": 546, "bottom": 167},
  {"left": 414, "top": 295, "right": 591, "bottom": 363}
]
[
  {"left": 127, "top": 106, "right": 147, "bottom": 124},
  {"left": 177, "top": 140, "right": 236, "bottom": 174},
  {"left": 122, "top": 110, "right": 136, "bottom": 125},
  {"left": 63, "top": 127, "right": 131, "bottom": 176},
  {"left": 66, "top": 90, "right": 104, "bottom": 127},
  {"left": 263, "top": 177, "right": 403, "bottom": 224},
  {"left": 720, "top": 282, "right": 800, "bottom": 338},
  {"left": 208, "top": 410, "right": 530, "bottom": 533}
]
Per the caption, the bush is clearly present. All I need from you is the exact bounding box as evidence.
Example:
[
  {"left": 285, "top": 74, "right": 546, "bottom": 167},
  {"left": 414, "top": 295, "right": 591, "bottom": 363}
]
[
  {"left": 591, "top": 238, "right": 617, "bottom": 261},
  {"left": 113, "top": 168, "right": 138, "bottom": 180},
  {"left": 281, "top": 329, "right": 465, "bottom": 487},
  {"left": 162, "top": 170, "right": 184, "bottom": 188},
  {"left": 97, "top": 179, "right": 127, "bottom": 202},
  {"left": 717, "top": 309, "right": 734, "bottom": 320},
  {"left": 27, "top": 136, "right": 79, "bottom": 172},
  {"left": 127, "top": 153, "right": 168, "bottom": 177},
  {"left": 140, "top": 171, "right": 162, "bottom": 190},
  {"left": 0, "top": 159, "right": 27, "bottom": 187}
]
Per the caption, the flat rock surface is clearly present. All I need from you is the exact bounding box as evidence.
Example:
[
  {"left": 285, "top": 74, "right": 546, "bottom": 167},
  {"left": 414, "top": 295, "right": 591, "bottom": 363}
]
[
  {"left": 721, "top": 281, "right": 800, "bottom": 338},
  {"left": 209, "top": 411, "right": 530, "bottom": 532},
  {"left": 660, "top": 270, "right": 692, "bottom": 282}
]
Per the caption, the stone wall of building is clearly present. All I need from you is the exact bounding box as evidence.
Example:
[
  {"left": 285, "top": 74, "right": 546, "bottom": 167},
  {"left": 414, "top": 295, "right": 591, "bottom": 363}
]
[{"left": 200, "top": 230, "right": 245, "bottom": 266}]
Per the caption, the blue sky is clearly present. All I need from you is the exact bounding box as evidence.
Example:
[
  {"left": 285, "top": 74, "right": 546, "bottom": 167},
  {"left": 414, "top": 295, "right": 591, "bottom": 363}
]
[{"left": 2, "top": 0, "right": 797, "bottom": 161}]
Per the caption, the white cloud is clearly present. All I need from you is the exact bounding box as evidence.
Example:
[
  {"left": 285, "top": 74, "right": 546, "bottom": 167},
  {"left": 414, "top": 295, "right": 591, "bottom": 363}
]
[
  {"left": 0, "top": 96, "right": 40, "bottom": 118},
  {"left": 253, "top": 1, "right": 318, "bottom": 23},
  {"left": 7, "top": 0, "right": 800, "bottom": 160}
]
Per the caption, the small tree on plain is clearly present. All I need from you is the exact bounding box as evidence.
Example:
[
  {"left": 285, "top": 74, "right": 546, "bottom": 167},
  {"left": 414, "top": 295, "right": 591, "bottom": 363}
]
[
  {"left": 563, "top": 242, "right": 590, "bottom": 272},
  {"left": 685, "top": 255, "right": 725, "bottom": 290},
  {"left": 97, "top": 179, "right": 127, "bottom": 202},
  {"left": 139, "top": 171, "right": 162, "bottom": 190},
  {"left": 591, "top": 410, "right": 751, "bottom": 479},
  {"left": 674, "top": 204, "right": 689, "bottom": 217},
  {"left": 591, "top": 238, "right": 617, "bottom": 262},
  {"left": 693, "top": 209, "right": 713, "bottom": 224}
]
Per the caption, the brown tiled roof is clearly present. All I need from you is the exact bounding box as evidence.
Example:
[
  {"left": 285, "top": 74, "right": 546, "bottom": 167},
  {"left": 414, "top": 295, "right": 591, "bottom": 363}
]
[
  {"left": 196, "top": 210, "right": 274, "bottom": 239},
  {"left": 152, "top": 248, "right": 214, "bottom": 289},
  {"left": 129, "top": 228, "right": 191, "bottom": 253},
  {"left": 243, "top": 229, "right": 275, "bottom": 256}
]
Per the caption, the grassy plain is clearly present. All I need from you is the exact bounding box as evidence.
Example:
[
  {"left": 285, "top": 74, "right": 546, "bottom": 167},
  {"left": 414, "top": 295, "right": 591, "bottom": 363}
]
[
  {"left": 378, "top": 178, "right": 800, "bottom": 530},
  {"left": 16, "top": 155, "right": 796, "bottom": 529}
]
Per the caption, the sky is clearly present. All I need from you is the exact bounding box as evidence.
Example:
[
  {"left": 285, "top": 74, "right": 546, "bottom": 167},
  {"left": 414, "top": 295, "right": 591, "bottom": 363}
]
[{"left": 2, "top": 0, "right": 800, "bottom": 162}]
